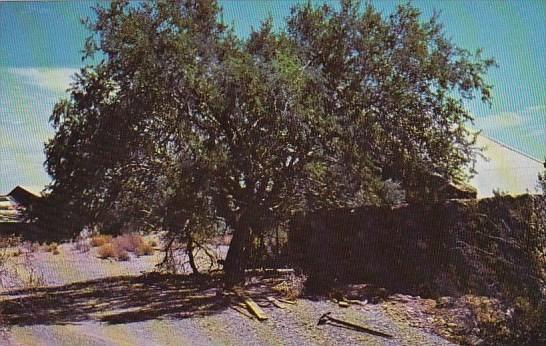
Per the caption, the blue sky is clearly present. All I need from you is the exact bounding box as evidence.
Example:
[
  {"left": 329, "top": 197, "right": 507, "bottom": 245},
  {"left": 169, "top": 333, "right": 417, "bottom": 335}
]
[{"left": 0, "top": 0, "right": 544, "bottom": 194}]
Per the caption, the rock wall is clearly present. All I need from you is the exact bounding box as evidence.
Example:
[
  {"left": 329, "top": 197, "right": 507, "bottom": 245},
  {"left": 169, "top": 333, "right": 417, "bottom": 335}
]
[{"left": 289, "top": 194, "right": 545, "bottom": 298}]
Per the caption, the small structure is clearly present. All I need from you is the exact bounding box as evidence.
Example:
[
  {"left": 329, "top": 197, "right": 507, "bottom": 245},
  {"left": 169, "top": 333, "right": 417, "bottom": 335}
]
[{"left": 0, "top": 186, "right": 40, "bottom": 235}]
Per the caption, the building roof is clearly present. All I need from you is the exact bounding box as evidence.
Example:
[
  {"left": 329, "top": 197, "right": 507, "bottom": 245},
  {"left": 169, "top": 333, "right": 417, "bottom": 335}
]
[
  {"left": 0, "top": 186, "right": 40, "bottom": 223},
  {"left": 7, "top": 186, "right": 40, "bottom": 206}
]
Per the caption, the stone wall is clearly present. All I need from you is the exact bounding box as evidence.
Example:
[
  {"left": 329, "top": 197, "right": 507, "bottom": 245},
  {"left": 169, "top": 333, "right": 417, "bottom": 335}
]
[{"left": 289, "top": 194, "right": 545, "bottom": 298}]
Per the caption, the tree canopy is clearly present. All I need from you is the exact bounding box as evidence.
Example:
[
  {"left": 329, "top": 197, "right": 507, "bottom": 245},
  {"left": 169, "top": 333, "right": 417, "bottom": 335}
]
[{"left": 40, "top": 0, "right": 495, "bottom": 280}]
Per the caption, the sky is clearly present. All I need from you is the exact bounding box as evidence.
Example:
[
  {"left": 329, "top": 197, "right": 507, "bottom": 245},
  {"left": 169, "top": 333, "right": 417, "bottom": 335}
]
[{"left": 0, "top": 0, "right": 544, "bottom": 194}]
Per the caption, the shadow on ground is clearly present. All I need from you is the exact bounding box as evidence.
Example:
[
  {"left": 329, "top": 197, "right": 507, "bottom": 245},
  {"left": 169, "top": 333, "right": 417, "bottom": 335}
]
[{"left": 0, "top": 273, "right": 284, "bottom": 326}]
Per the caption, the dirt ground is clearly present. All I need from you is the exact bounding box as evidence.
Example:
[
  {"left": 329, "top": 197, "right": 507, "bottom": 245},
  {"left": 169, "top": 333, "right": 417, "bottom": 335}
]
[{"left": 0, "top": 240, "right": 456, "bottom": 346}]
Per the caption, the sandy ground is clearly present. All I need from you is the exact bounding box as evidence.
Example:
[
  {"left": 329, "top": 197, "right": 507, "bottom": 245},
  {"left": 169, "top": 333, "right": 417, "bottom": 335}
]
[{"left": 0, "top": 241, "right": 454, "bottom": 346}]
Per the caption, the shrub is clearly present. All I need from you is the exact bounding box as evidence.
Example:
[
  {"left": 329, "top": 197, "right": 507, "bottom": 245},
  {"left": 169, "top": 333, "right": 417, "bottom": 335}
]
[
  {"left": 96, "top": 241, "right": 133, "bottom": 261},
  {"left": 116, "top": 249, "right": 130, "bottom": 261},
  {"left": 90, "top": 235, "right": 112, "bottom": 247},
  {"left": 272, "top": 273, "right": 306, "bottom": 300},
  {"left": 113, "top": 233, "right": 143, "bottom": 253},
  {"left": 135, "top": 241, "right": 154, "bottom": 256},
  {"left": 97, "top": 243, "right": 116, "bottom": 259},
  {"left": 45, "top": 242, "right": 58, "bottom": 253},
  {"left": 292, "top": 194, "right": 546, "bottom": 344}
]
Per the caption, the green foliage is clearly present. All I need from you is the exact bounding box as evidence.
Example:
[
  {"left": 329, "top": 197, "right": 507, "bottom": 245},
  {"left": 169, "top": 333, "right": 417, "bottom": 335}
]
[
  {"left": 41, "top": 0, "right": 495, "bottom": 277},
  {"left": 288, "top": 0, "right": 495, "bottom": 188},
  {"left": 538, "top": 160, "right": 546, "bottom": 194}
]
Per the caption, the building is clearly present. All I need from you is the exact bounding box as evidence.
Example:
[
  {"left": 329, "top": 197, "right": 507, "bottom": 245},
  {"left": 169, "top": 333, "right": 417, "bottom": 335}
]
[
  {"left": 0, "top": 186, "right": 40, "bottom": 235},
  {"left": 471, "top": 135, "right": 544, "bottom": 198}
]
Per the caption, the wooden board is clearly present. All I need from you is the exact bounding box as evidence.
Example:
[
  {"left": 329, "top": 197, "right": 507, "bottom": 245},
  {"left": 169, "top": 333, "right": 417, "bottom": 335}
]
[
  {"left": 267, "top": 297, "right": 287, "bottom": 309},
  {"left": 244, "top": 297, "right": 268, "bottom": 321}
]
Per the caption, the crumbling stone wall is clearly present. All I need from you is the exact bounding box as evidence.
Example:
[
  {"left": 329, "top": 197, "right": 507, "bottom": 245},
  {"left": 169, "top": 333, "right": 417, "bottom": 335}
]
[{"left": 289, "top": 194, "right": 545, "bottom": 299}]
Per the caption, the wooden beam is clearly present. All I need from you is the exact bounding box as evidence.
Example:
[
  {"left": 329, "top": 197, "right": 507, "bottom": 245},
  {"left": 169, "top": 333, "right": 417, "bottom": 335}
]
[
  {"left": 244, "top": 297, "right": 268, "bottom": 321},
  {"left": 267, "top": 297, "right": 287, "bottom": 309}
]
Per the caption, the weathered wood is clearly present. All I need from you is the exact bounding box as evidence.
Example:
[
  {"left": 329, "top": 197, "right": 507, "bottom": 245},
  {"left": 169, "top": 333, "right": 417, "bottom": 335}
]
[
  {"left": 245, "top": 268, "right": 295, "bottom": 274},
  {"left": 338, "top": 301, "right": 350, "bottom": 308},
  {"left": 244, "top": 297, "right": 268, "bottom": 321},
  {"left": 277, "top": 298, "right": 297, "bottom": 305},
  {"left": 231, "top": 305, "right": 255, "bottom": 319},
  {"left": 318, "top": 312, "right": 393, "bottom": 339},
  {"left": 267, "top": 297, "right": 287, "bottom": 309},
  {"left": 345, "top": 298, "right": 367, "bottom": 306}
]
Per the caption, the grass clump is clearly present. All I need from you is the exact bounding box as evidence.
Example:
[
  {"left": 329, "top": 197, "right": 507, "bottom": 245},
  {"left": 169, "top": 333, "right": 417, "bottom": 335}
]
[
  {"left": 97, "top": 243, "right": 116, "bottom": 259},
  {"left": 94, "top": 233, "right": 154, "bottom": 261},
  {"left": 90, "top": 235, "right": 112, "bottom": 247},
  {"left": 272, "top": 273, "right": 306, "bottom": 300},
  {"left": 113, "top": 233, "right": 144, "bottom": 253},
  {"left": 96, "top": 238, "right": 134, "bottom": 261},
  {"left": 44, "top": 242, "right": 58, "bottom": 253},
  {"left": 135, "top": 241, "right": 155, "bottom": 256},
  {"left": 116, "top": 249, "right": 130, "bottom": 261}
]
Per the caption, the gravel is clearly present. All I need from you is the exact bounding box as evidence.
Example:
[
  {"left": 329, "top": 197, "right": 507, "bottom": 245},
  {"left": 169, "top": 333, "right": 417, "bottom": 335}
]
[{"left": 2, "top": 242, "right": 456, "bottom": 345}]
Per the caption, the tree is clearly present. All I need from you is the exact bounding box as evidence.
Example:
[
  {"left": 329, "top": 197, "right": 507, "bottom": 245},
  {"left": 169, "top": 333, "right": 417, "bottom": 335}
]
[
  {"left": 539, "top": 160, "right": 546, "bottom": 194},
  {"left": 287, "top": 0, "right": 495, "bottom": 196},
  {"left": 41, "top": 0, "right": 495, "bottom": 282}
]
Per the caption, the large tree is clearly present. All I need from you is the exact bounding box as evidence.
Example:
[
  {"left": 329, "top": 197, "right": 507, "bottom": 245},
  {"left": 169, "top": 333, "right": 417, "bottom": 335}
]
[
  {"left": 42, "top": 0, "right": 495, "bottom": 281},
  {"left": 287, "top": 1, "right": 495, "bottom": 195}
]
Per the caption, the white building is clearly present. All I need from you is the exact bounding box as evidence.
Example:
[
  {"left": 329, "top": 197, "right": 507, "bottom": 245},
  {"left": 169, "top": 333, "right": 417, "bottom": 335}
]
[{"left": 471, "top": 135, "right": 544, "bottom": 198}]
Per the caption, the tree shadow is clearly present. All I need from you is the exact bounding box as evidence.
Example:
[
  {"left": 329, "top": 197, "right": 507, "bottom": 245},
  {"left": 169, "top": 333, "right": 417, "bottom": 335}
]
[{"left": 0, "top": 272, "right": 284, "bottom": 326}]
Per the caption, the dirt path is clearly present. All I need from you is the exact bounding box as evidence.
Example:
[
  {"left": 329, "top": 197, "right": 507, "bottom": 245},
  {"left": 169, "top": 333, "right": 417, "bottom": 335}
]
[
  {"left": 1, "top": 242, "right": 454, "bottom": 345},
  {"left": 3, "top": 301, "right": 453, "bottom": 346}
]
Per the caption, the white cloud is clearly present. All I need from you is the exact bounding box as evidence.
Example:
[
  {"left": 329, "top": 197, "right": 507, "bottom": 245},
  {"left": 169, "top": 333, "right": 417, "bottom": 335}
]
[
  {"left": 3, "top": 67, "right": 78, "bottom": 94},
  {"left": 473, "top": 111, "right": 526, "bottom": 130},
  {"left": 0, "top": 68, "right": 77, "bottom": 193},
  {"left": 523, "top": 104, "right": 546, "bottom": 113}
]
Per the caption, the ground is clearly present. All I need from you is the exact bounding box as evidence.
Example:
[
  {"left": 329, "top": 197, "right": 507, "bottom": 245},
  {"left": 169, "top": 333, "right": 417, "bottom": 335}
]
[{"left": 0, "top": 239, "right": 457, "bottom": 345}]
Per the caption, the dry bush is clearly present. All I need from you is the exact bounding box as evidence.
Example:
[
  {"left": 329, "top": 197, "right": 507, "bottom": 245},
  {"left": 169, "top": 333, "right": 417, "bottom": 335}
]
[
  {"left": 91, "top": 233, "right": 152, "bottom": 261},
  {"left": 96, "top": 241, "right": 132, "bottom": 261},
  {"left": 113, "top": 233, "right": 143, "bottom": 253},
  {"left": 432, "top": 294, "right": 545, "bottom": 345},
  {"left": 0, "top": 237, "right": 15, "bottom": 282},
  {"left": 116, "top": 249, "right": 130, "bottom": 261},
  {"left": 97, "top": 243, "right": 116, "bottom": 259},
  {"left": 135, "top": 241, "right": 154, "bottom": 256},
  {"left": 44, "top": 242, "right": 58, "bottom": 253},
  {"left": 1, "top": 236, "right": 45, "bottom": 290},
  {"left": 272, "top": 273, "right": 307, "bottom": 300},
  {"left": 90, "top": 234, "right": 112, "bottom": 247}
]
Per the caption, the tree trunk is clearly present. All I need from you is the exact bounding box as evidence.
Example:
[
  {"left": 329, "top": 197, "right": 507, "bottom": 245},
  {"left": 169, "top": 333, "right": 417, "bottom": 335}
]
[
  {"left": 223, "top": 223, "right": 251, "bottom": 285},
  {"left": 186, "top": 238, "right": 200, "bottom": 276}
]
